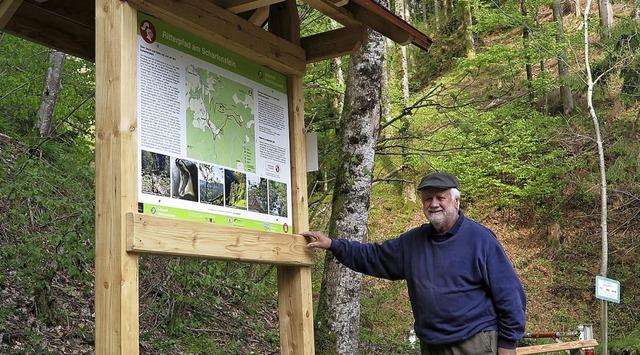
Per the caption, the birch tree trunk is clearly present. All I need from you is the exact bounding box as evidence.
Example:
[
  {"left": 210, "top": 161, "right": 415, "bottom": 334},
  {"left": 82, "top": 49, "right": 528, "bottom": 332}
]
[
  {"left": 37, "top": 50, "right": 65, "bottom": 137},
  {"left": 314, "top": 25, "right": 385, "bottom": 355},
  {"left": 332, "top": 19, "right": 346, "bottom": 112},
  {"left": 521, "top": 0, "right": 534, "bottom": 100},
  {"left": 598, "top": 0, "right": 614, "bottom": 37},
  {"left": 461, "top": 0, "right": 476, "bottom": 58},
  {"left": 582, "top": 0, "right": 609, "bottom": 351},
  {"left": 434, "top": 0, "right": 441, "bottom": 30},
  {"left": 551, "top": 0, "right": 575, "bottom": 115}
]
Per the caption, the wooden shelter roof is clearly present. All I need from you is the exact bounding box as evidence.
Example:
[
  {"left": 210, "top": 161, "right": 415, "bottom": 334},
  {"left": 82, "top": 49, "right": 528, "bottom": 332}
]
[{"left": 0, "top": 0, "right": 432, "bottom": 64}]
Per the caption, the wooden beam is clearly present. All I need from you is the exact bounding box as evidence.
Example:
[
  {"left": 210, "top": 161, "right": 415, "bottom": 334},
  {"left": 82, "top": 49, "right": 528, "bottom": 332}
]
[
  {"left": 516, "top": 339, "right": 598, "bottom": 354},
  {"left": 127, "top": 0, "right": 306, "bottom": 76},
  {"left": 218, "top": 0, "right": 282, "bottom": 14},
  {"left": 94, "top": 0, "right": 139, "bottom": 354},
  {"left": 248, "top": 6, "right": 269, "bottom": 26},
  {"left": 347, "top": 0, "right": 432, "bottom": 50},
  {"left": 343, "top": 1, "right": 411, "bottom": 45},
  {"left": 304, "top": 0, "right": 432, "bottom": 51},
  {"left": 0, "top": 0, "right": 22, "bottom": 28},
  {"left": 126, "top": 213, "right": 314, "bottom": 266},
  {"left": 302, "top": 0, "right": 359, "bottom": 26},
  {"left": 301, "top": 25, "right": 365, "bottom": 63}
]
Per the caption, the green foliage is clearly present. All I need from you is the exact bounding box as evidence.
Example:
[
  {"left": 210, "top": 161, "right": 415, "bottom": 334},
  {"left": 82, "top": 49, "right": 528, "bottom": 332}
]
[
  {"left": 406, "top": 101, "right": 570, "bottom": 217},
  {"left": 473, "top": 0, "right": 522, "bottom": 36},
  {"left": 0, "top": 149, "right": 96, "bottom": 289},
  {"left": 592, "top": 19, "right": 640, "bottom": 104},
  {"left": 359, "top": 279, "right": 418, "bottom": 354},
  {"left": 0, "top": 33, "right": 49, "bottom": 136},
  {"left": 139, "top": 258, "right": 280, "bottom": 353},
  {"left": 610, "top": 323, "right": 640, "bottom": 354},
  {"left": 0, "top": 33, "right": 95, "bottom": 141}
]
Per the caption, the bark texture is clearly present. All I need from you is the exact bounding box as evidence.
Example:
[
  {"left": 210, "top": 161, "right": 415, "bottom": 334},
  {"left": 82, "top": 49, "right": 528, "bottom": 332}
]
[
  {"left": 314, "top": 25, "right": 385, "bottom": 354},
  {"left": 37, "top": 50, "right": 65, "bottom": 137}
]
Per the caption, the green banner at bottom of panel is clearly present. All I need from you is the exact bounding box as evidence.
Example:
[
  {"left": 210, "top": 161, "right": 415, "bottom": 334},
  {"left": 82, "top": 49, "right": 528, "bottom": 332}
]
[{"left": 138, "top": 203, "right": 292, "bottom": 234}]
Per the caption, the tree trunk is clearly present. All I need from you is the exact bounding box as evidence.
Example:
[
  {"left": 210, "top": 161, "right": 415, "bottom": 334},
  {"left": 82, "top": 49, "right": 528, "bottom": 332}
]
[
  {"left": 462, "top": 0, "right": 476, "bottom": 58},
  {"left": 551, "top": 0, "right": 575, "bottom": 115},
  {"left": 582, "top": 0, "right": 609, "bottom": 351},
  {"left": 434, "top": 0, "right": 441, "bottom": 30},
  {"left": 521, "top": 0, "right": 534, "bottom": 100},
  {"left": 37, "top": 50, "right": 65, "bottom": 137},
  {"left": 598, "top": 0, "right": 614, "bottom": 38},
  {"left": 332, "top": 19, "right": 346, "bottom": 112},
  {"left": 442, "top": 0, "right": 448, "bottom": 23},
  {"left": 395, "top": 0, "right": 416, "bottom": 203},
  {"left": 314, "top": 24, "right": 385, "bottom": 354}
]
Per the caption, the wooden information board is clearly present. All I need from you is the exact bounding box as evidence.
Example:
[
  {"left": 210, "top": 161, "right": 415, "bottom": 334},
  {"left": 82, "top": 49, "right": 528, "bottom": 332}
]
[{"left": 94, "top": 0, "right": 314, "bottom": 353}]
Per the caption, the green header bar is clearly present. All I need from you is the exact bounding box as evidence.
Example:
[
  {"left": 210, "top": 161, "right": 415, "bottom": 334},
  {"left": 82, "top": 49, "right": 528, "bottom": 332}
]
[{"left": 137, "top": 12, "right": 287, "bottom": 94}]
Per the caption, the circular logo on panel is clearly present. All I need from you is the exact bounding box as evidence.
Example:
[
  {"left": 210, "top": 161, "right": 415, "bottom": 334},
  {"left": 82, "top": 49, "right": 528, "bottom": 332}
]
[{"left": 140, "top": 20, "right": 157, "bottom": 44}]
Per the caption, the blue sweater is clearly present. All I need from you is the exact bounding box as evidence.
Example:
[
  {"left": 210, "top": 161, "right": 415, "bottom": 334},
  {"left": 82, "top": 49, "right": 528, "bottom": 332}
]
[{"left": 328, "top": 211, "right": 526, "bottom": 349}]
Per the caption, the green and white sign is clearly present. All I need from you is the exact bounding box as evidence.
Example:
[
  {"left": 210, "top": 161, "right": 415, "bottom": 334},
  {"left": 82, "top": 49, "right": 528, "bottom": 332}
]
[{"left": 136, "top": 12, "right": 292, "bottom": 234}]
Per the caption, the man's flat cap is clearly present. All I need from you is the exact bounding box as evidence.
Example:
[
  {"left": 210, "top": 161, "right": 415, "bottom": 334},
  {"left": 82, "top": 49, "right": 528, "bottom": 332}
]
[{"left": 417, "top": 172, "right": 459, "bottom": 190}]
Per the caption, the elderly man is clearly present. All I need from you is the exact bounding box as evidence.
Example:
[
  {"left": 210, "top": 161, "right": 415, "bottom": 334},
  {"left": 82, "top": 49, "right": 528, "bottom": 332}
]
[{"left": 303, "top": 172, "right": 526, "bottom": 355}]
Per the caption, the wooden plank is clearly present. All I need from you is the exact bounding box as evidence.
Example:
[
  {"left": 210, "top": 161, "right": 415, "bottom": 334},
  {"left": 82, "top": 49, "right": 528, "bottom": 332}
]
[
  {"left": 269, "top": 0, "right": 315, "bottom": 353},
  {"left": 127, "top": 0, "right": 306, "bottom": 76},
  {"left": 0, "top": 0, "right": 22, "bottom": 28},
  {"left": 516, "top": 339, "right": 598, "bottom": 354},
  {"left": 127, "top": 213, "right": 314, "bottom": 266},
  {"left": 301, "top": 25, "right": 365, "bottom": 63},
  {"left": 94, "top": 1, "right": 140, "bottom": 354}
]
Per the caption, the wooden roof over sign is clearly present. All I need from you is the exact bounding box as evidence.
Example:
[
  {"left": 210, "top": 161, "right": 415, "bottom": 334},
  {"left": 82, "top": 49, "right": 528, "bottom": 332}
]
[{"left": 0, "top": 0, "right": 432, "bottom": 64}]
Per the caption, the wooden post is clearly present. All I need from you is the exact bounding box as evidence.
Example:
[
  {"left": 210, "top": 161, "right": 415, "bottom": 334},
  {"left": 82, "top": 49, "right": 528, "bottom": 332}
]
[
  {"left": 277, "top": 70, "right": 314, "bottom": 353},
  {"left": 95, "top": 0, "right": 139, "bottom": 354},
  {"left": 270, "top": 0, "right": 315, "bottom": 353}
]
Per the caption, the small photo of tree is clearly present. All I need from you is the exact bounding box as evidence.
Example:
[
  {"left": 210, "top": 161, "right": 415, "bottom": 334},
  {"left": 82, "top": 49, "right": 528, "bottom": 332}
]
[
  {"left": 268, "top": 180, "right": 287, "bottom": 217},
  {"left": 247, "top": 174, "right": 268, "bottom": 214},
  {"left": 224, "top": 169, "right": 247, "bottom": 209},
  {"left": 198, "top": 163, "right": 224, "bottom": 206},
  {"left": 141, "top": 150, "right": 170, "bottom": 197}
]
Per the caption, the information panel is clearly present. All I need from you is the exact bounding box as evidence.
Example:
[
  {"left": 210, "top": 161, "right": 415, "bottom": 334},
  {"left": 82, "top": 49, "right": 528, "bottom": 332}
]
[{"left": 136, "top": 12, "right": 293, "bottom": 233}]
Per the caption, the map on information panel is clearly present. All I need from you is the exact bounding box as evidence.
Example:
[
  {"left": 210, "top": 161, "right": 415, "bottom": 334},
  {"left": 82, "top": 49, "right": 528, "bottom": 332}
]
[{"left": 186, "top": 66, "right": 256, "bottom": 172}]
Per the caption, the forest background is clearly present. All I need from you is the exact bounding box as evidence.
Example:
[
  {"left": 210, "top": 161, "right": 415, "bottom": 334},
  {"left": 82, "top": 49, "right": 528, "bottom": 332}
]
[{"left": 1, "top": 0, "right": 640, "bottom": 353}]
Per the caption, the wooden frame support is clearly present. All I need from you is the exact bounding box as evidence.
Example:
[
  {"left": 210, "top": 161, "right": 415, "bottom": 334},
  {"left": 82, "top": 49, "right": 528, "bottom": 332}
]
[
  {"left": 127, "top": 213, "right": 313, "bottom": 266},
  {"left": 95, "top": 0, "right": 139, "bottom": 353},
  {"left": 0, "top": 0, "right": 22, "bottom": 28},
  {"left": 302, "top": 25, "right": 366, "bottom": 63},
  {"left": 516, "top": 339, "right": 598, "bottom": 354}
]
